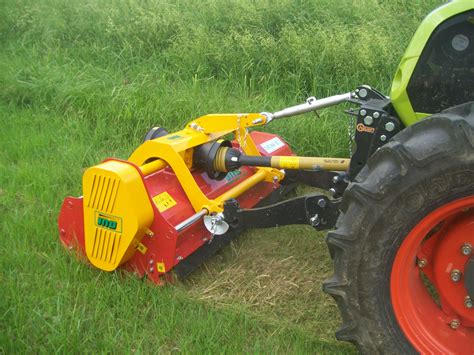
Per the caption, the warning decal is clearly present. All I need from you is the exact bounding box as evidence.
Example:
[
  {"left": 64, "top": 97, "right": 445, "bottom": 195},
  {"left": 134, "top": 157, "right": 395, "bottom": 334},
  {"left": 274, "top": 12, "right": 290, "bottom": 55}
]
[
  {"left": 153, "top": 191, "right": 177, "bottom": 213},
  {"left": 260, "top": 137, "right": 285, "bottom": 154}
]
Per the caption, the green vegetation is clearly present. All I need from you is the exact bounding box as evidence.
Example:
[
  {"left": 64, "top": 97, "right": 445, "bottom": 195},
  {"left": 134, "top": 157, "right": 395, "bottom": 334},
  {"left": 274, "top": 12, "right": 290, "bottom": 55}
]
[{"left": 1, "top": 0, "right": 441, "bottom": 352}]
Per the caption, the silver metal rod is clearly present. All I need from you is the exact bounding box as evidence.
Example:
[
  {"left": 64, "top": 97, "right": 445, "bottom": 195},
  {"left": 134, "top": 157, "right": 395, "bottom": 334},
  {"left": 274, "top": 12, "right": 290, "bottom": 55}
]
[
  {"left": 175, "top": 209, "right": 208, "bottom": 232},
  {"left": 268, "top": 92, "right": 352, "bottom": 120}
]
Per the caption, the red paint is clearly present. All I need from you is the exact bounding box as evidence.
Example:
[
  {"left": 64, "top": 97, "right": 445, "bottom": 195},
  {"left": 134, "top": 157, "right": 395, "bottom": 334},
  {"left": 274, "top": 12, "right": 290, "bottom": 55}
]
[
  {"left": 58, "top": 132, "right": 293, "bottom": 284},
  {"left": 58, "top": 197, "right": 85, "bottom": 255},
  {"left": 391, "top": 196, "right": 474, "bottom": 354}
]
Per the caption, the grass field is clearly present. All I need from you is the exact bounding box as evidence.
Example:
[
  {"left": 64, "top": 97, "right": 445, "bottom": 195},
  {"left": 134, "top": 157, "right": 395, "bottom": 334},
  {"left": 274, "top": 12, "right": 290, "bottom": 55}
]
[{"left": 1, "top": 0, "right": 442, "bottom": 353}]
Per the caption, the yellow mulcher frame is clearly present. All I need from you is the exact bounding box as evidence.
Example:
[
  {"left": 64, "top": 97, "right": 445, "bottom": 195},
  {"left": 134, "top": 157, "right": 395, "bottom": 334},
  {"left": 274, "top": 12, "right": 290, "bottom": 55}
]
[{"left": 129, "top": 113, "right": 350, "bottom": 215}]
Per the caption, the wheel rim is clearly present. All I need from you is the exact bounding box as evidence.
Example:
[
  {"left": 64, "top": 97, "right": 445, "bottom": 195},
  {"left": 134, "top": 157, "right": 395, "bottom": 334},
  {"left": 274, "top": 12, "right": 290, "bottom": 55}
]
[{"left": 391, "top": 196, "right": 474, "bottom": 353}]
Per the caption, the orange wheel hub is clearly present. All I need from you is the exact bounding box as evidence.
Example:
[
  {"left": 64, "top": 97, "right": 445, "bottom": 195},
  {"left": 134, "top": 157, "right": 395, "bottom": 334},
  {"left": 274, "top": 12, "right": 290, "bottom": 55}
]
[{"left": 391, "top": 196, "right": 474, "bottom": 353}]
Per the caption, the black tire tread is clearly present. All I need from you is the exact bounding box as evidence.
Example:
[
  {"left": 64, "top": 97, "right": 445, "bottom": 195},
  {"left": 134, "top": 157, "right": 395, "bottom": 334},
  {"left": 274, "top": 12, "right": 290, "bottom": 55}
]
[{"left": 323, "top": 102, "right": 474, "bottom": 353}]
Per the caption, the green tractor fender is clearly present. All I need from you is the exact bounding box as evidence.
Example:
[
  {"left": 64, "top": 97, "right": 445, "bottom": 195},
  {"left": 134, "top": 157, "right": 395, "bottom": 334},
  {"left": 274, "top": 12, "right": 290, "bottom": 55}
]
[{"left": 391, "top": 0, "right": 474, "bottom": 126}]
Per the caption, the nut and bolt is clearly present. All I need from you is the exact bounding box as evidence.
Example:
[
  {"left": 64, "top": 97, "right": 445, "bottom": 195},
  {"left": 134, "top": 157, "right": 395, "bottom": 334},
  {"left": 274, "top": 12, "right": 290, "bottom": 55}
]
[
  {"left": 465, "top": 296, "right": 473, "bottom": 309},
  {"left": 148, "top": 267, "right": 154, "bottom": 273},
  {"left": 461, "top": 243, "right": 472, "bottom": 256},
  {"left": 359, "top": 109, "right": 367, "bottom": 116},
  {"left": 332, "top": 175, "right": 339, "bottom": 184},
  {"left": 417, "top": 258, "right": 427, "bottom": 268},
  {"left": 380, "top": 135, "right": 387, "bottom": 142},
  {"left": 177, "top": 255, "right": 183, "bottom": 261},
  {"left": 363, "top": 116, "right": 374, "bottom": 125},
  {"left": 310, "top": 214, "right": 320, "bottom": 227},
  {"left": 373, "top": 111, "right": 380, "bottom": 119},
  {"left": 317, "top": 198, "right": 327, "bottom": 208},
  {"left": 148, "top": 259, "right": 154, "bottom": 265},
  {"left": 385, "top": 122, "right": 395, "bottom": 132},
  {"left": 359, "top": 88, "right": 368, "bottom": 98},
  {"left": 450, "top": 269, "right": 462, "bottom": 282},
  {"left": 329, "top": 188, "right": 337, "bottom": 196},
  {"left": 450, "top": 319, "right": 460, "bottom": 329}
]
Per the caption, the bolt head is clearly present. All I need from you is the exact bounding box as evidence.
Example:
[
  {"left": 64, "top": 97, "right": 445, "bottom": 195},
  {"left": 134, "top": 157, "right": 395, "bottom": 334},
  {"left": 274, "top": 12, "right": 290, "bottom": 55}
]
[
  {"left": 363, "top": 116, "right": 373, "bottom": 125},
  {"left": 332, "top": 175, "right": 339, "bottom": 184},
  {"left": 465, "top": 296, "right": 473, "bottom": 309},
  {"left": 450, "top": 269, "right": 462, "bottom": 282},
  {"left": 359, "top": 109, "right": 367, "bottom": 116},
  {"left": 359, "top": 88, "right": 368, "bottom": 98},
  {"left": 329, "top": 188, "right": 336, "bottom": 196},
  {"left": 149, "top": 260, "right": 154, "bottom": 265},
  {"left": 373, "top": 112, "right": 380, "bottom": 119},
  {"left": 417, "top": 258, "right": 427, "bottom": 268},
  {"left": 148, "top": 267, "right": 154, "bottom": 273},
  {"left": 317, "top": 199, "right": 327, "bottom": 208},
  {"left": 385, "top": 122, "right": 395, "bottom": 132},
  {"left": 380, "top": 135, "right": 387, "bottom": 142},
  {"left": 310, "top": 214, "right": 320, "bottom": 227},
  {"left": 450, "top": 319, "right": 460, "bottom": 329},
  {"left": 461, "top": 243, "right": 472, "bottom": 256}
]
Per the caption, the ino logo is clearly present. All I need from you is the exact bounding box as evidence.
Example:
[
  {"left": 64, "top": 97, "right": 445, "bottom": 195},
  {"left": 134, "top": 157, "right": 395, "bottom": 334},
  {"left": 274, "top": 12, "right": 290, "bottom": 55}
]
[{"left": 96, "top": 214, "right": 118, "bottom": 230}]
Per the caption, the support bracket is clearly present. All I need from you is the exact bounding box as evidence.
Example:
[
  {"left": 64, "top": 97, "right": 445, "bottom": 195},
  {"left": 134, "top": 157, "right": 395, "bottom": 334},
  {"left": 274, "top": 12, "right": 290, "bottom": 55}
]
[{"left": 223, "top": 194, "right": 340, "bottom": 231}]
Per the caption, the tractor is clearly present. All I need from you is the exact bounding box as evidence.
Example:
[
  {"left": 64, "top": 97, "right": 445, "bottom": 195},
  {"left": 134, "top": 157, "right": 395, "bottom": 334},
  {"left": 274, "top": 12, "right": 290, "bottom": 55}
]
[{"left": 58, "top": 1, "right": 474, "bottom": 353}]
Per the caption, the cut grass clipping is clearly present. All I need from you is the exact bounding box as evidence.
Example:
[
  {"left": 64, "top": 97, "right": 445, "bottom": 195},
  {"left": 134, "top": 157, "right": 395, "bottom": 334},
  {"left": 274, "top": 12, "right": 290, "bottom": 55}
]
[{"left": 1, "top": 0, "right": 442, "bottom": 353}]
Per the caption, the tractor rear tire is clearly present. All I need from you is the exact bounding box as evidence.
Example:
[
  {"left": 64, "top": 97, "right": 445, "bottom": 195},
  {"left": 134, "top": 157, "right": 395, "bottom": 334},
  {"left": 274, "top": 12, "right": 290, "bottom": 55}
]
[{"left": 324, "top": 102, "right": 474, "bottom": 353}]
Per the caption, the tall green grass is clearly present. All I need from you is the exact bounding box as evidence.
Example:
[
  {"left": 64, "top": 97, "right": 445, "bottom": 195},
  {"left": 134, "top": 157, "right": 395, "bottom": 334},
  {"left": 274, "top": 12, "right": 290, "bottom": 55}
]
[{"left": 1, "top": 0, "right": 441, "bottom": 352}]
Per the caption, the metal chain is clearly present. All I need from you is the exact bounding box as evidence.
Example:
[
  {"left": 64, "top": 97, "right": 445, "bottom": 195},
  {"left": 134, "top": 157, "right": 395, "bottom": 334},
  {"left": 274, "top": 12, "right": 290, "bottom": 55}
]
[{"left": 348, "top": 114, "right": 355, "bottom": 157}]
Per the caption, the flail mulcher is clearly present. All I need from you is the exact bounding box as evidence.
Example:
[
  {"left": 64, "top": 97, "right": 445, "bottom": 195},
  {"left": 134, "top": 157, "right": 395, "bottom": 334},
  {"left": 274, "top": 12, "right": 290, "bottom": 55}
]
[{"left": 58, "top": 1, "right": 474, "bottom": 353}]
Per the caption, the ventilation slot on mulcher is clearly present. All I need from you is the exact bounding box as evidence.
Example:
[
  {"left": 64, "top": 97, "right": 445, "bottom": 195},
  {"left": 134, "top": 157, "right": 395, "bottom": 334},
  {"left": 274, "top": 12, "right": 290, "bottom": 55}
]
[
  {"left": 91, "top": 227, "right": 121, "bottom": 264},
  {"left": 87, "top": 174, "right": 120, "bottom": 213}
]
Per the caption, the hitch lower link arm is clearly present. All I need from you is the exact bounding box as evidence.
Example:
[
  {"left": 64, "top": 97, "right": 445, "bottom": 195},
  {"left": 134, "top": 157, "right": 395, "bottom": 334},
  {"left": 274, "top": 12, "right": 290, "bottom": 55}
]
[{"left": 223, "top": 194, "right": 340, "bottom": 232}]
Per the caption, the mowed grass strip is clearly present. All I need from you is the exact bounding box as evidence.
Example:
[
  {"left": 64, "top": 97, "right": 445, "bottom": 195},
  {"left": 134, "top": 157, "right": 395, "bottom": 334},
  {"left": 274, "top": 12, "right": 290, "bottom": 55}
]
[{"left": 1, "top": 0, "right": 441, "bottom": 352}]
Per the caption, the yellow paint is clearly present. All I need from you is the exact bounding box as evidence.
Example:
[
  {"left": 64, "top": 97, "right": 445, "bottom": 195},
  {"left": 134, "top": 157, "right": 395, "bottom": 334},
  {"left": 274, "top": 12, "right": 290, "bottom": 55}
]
[
  {"left": 156, "top": 262, "right": 166, "bottom": 273},
  {"left": 140, "top": 159, "right": 167, "bottom": 175},
  {"left": 136, "top": 242, "right": 148, "bottom": 254},
  {"left": 277, "top": 156, "right": 300, "bottom": 170},
  {"left": 82, "top": 160, "right": 154, "bottom": 271},
  {"left": 153, "top": 191, "right": 177, "bottom": 213},
  {"left": 270, "top": 156, "right": 349, "bottom": 171},
  {"left": 215, "top": 169, "right": 267, "bottom": 205},
  {"left": 128, "top": 113, "right": 275, "bottom": 214}
]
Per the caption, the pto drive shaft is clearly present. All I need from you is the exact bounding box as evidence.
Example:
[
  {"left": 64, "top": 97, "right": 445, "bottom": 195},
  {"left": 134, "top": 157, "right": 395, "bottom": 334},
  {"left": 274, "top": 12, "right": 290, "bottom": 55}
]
[{"left": 215, "top": 146, "right": 350, "bottom": 172}]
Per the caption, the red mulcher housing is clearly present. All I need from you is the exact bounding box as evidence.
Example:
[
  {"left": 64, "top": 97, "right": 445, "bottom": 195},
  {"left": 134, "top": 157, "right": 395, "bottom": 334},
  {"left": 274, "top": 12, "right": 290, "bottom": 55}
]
[{"left": 58, "top": 131, "right": 295, "bottom": 283}]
